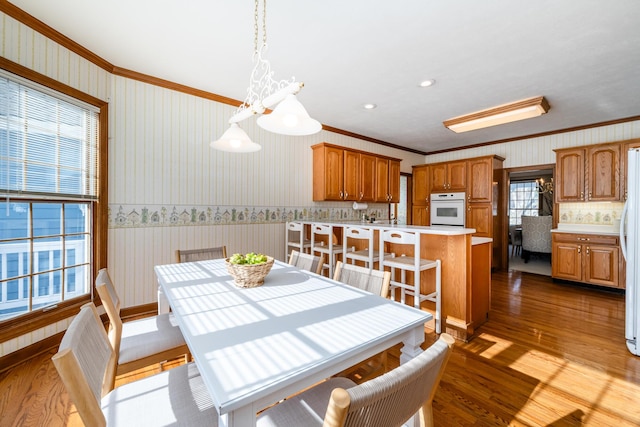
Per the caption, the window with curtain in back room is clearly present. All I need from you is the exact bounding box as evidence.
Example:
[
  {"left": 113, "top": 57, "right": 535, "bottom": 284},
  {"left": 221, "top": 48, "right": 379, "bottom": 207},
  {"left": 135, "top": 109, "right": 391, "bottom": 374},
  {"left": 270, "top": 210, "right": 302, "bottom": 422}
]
[{"left": 0, "top": 71, "right": 98, "bottom": 321}]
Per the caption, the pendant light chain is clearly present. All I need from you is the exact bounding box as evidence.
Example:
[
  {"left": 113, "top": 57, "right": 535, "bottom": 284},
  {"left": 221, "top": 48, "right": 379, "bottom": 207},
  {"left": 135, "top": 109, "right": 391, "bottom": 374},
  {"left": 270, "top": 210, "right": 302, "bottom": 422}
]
[{"left": 254, "top": 0, "right": 268, "bottom": 54}]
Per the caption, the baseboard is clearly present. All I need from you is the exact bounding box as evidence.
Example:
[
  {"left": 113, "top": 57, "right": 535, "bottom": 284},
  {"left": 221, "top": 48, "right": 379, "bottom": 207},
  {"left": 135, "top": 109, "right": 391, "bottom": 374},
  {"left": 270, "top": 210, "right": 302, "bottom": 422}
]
[
  {"left": 0, "top": 302, "right": 158, "bottom": 374},
  {"left": 0, "top": 331, "right": 65, "bottom": 374}
]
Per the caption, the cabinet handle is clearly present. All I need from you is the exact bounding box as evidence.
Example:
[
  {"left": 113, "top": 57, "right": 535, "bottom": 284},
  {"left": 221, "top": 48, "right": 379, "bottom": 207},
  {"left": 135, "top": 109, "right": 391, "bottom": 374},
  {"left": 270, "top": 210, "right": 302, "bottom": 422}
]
[
  {"left": 389, "top": 195, "right": 393, "bottom": 201},
  {"left": 580, "top": 191, "right": 584, "bottom": 201},
  {"left": 588, "top": 191, "right": 592, "bottom": 199},
  {"left": 577, "top": 246, "right": 581, "bottom": 254},
  {"left": 339, "top": 191, "right": 343, "bottom": 199},
  {"left": 359, "top": 192, "right": 363, "bottom": 200},
  {"left": 344, "top": 192, "right": 349, "bottom": 199},
  {"left": 577, "top": 237, "right": 590, "bottom": 241},
  {"left": 586, "top": 246, "right": 590, "bottom": 255}
]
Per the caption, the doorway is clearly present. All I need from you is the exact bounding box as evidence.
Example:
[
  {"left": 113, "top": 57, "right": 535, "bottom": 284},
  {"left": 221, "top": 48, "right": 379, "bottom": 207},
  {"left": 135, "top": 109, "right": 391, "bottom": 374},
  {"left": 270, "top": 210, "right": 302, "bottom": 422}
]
[{"left": 506, "top": 165, "right": 555, "bottom": 276}]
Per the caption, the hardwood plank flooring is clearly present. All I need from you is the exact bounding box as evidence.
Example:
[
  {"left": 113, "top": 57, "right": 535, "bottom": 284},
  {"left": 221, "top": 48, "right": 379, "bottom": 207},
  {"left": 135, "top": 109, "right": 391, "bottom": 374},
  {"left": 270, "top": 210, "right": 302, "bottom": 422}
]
[{"left": 1, "top": 270, "right": 639, "bottom": 426}]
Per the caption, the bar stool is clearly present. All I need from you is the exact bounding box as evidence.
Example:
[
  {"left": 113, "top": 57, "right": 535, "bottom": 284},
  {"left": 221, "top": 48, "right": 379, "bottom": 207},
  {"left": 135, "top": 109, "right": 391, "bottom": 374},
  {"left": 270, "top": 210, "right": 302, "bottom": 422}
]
[
  {"left": 310, "top": 223, "right": 344, "bottom": 278},
  {"left": 342, "top": 225, "right": 387, "bottom": 270},
  {"left": 285, "top": 221, "right": 311, "bottom": 260},
  {"left": 379, "top": 229, "right": 442, "bottom": 333}
]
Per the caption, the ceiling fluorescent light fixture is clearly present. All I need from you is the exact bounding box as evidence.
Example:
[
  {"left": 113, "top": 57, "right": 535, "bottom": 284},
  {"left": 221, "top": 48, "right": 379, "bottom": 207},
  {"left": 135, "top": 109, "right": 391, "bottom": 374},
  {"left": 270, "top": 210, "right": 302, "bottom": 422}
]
[
  {"left": 443, "top": 96, "right": 550, "bottom": 133},
  {"left": 211, "top": 0, "right": 321, "bottom": 152}
]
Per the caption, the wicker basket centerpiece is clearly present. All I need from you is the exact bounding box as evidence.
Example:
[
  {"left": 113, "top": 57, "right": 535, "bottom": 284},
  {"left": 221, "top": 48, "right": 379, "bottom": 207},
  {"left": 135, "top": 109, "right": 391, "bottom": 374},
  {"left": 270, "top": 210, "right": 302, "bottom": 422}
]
[{"left": 225, "top": 253, "right": 274, "bottom": 288}]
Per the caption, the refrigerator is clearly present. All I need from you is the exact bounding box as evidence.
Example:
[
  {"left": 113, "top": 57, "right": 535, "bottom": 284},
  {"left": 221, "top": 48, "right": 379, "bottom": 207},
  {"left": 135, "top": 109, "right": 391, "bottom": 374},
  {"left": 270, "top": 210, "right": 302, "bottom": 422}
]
[{"left": 621, "top": 148, "right": 640, "bottom": 356}]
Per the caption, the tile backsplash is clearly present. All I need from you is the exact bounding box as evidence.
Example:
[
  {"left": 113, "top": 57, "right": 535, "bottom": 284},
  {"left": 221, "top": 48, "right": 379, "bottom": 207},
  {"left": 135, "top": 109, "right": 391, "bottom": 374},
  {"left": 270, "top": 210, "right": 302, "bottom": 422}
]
[{"left": 558, "top": 202, "right": 624, "bottom": 225}]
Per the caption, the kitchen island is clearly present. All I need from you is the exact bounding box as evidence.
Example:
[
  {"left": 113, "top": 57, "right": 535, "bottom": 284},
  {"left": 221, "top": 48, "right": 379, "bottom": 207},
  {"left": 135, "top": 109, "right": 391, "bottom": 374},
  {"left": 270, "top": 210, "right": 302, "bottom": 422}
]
[{"left": 291, "top": 220, "right": 492, "bottom": 341}]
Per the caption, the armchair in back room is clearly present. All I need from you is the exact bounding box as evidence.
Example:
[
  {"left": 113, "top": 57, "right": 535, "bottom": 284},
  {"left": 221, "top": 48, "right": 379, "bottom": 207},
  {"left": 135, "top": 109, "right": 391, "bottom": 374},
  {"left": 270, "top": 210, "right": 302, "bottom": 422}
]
[{"left": 521, "top": 215, "right": 552, "bottom": 263}]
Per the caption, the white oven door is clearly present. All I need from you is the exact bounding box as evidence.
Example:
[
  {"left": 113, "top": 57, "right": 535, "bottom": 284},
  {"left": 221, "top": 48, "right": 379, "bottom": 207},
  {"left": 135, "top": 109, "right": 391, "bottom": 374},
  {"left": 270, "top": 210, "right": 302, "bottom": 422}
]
[{"left": 431, "top": 200, "right": 465, "bottom": 226}]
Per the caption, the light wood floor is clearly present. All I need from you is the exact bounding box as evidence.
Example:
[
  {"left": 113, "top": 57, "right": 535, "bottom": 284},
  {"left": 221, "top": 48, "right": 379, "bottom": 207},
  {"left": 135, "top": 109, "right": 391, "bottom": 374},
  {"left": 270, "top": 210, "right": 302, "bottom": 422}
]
[{"left": 2, "top": 270, "right": 639, "bottom": 426}]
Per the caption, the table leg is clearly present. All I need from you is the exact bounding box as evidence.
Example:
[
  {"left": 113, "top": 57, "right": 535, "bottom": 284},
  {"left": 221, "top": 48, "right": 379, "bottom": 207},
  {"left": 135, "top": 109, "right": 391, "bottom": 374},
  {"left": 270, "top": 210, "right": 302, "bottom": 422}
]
[
  {"left": 399, "top": 324, "right": 426, "bottom": 364},
  {"left": 157, "top": 286, "right": 170, "bottom": 314}
]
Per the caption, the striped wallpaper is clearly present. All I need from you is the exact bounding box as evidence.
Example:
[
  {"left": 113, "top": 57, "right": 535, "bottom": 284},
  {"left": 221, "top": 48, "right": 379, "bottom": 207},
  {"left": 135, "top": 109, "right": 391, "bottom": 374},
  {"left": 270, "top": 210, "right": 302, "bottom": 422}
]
[{"left": 1, "top": 9, "right": 640, "bottom": 357}]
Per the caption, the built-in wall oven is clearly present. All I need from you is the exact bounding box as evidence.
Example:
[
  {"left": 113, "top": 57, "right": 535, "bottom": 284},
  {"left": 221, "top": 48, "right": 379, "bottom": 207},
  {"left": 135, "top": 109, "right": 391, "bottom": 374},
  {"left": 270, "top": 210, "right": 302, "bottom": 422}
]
[{"left": 430, "top": 192, "right": 466, "bottom": 226}]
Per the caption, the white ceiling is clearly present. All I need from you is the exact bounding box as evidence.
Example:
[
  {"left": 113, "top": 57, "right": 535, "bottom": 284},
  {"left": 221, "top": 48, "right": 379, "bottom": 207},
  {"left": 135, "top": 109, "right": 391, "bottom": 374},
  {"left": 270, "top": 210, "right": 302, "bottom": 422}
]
[{"left": 8, "top": 0, "right": 640, "bottom": 154}]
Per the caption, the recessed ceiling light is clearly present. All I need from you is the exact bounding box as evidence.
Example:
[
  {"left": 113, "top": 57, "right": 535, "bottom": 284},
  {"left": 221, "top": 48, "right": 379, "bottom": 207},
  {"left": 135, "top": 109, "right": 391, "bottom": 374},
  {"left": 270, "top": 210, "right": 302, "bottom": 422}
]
[
  {"left": 363, "top": 103, "right": 377, "bottom": 110},
  {"left": 419, "top": 79, "right": 436, "bottom": 88}
]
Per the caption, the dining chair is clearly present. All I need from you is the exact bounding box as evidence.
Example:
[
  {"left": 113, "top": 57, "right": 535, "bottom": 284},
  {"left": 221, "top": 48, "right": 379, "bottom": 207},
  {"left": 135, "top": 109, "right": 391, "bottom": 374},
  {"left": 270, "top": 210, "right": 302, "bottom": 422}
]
[
  {"left": 52, "top": 303, "right": 217, "bottom": 427},
  {"left": 95, "top": 268, "right": 189, "bottom": 377},
  {"left": 342, "top": 225, "right": 388, "bottom": 270},
  {"left": 310, "top": 223, "right": 344, "bottom": 278},
  {"left": 256, "top": 333, "right": 455, "bottom": 427},
  {"left": 379, "top": 229, "right": 442, "bottom": 333},
  {"left": 176, "top": 245, "right": 227, "bottom": 263},
  {"left": 288, "top": 249, "right": 325, "bottom": 275},
  {"left": 333, "top": 261, "right": 391, "bottom": 299},
  {"left": 285, "top": 221, "right": 312, "bottom": 260},
  {"left": 333, "top": 261, "right": 391, "bottom": 382}
]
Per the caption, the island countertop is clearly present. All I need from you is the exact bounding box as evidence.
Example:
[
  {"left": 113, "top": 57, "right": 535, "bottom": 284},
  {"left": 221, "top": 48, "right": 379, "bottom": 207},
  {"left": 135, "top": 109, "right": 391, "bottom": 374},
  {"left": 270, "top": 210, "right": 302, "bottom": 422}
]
[{"left": 295, "top": 220, "right": 476, "bottom": 236}]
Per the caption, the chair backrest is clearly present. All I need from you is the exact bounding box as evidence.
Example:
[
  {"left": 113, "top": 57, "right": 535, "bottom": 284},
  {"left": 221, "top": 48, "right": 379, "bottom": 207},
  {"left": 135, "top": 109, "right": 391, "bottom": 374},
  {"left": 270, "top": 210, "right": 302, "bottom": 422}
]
[
  {"left": 95, "top": 268, "right": 123, "bottom": 360},
  {"left": 311, "top": 223, "right": 334, "bottom": 248},
  {"left": 288, "top": 250, "right": 324, "bottom": 275},
  {"left": 52, "top": 302, "right": 116, "bottom": 427},
  {"left": 333, "top": 261, "right": 391, "bottom": 298},
  {"left": 176, "top": 246, "right": 227, "bottom": 263},
  {"left": 343, "top": 225, "right": 376, "bottom": 264},
  {"left": 380, "top": 229, "right": 420, "bottom": 258},
  {"left": 324, "top": 333, "right": 455, "bottom": 427},
  {"left": 521, "top": 216, "right": 552, "bottom": 253},
  {"left": 509, "top": 225, "right": 522, "bottom": 245}
]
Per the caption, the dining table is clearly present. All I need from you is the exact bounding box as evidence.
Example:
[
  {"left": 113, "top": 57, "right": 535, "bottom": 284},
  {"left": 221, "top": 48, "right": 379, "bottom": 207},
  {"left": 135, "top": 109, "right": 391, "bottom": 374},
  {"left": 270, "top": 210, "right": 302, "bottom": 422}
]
[{"left": 154, "top": 258, "right": 432, "bottom": 427}]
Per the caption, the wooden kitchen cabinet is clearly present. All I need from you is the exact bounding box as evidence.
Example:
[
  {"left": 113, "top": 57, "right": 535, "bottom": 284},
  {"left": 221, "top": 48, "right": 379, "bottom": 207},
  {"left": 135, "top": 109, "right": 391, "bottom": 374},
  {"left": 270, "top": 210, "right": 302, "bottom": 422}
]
[
  {"left": 466, "top": 203, "right": 492, "bottom": 237},
  {"left": 555, "top": 143, "right": 620, "bottom": 202},
  {"left": 359, "top": 153, "right": 376, "bottom": 202},
  {"left": 312, "top": 143, "right": 401, "bottom": 203},
  {"left": 555, "top": 148, "right": 585, "bottom": 202},
  {"left": 412, "top": 206, "right": 430, "bottom": 226},
  {"left": 430, "top": 160, "right": 467, "bottom": 192},
  {"left": 412, "top": 165, "right": 430, "bottom": 225},
  {"left": 374, "top": 158, "right": 401, "bottom": 202},
  {"left": 342, "top": 149, "right": 360, "bottom": 201},
  {"left": 552, "top": 232, "right": 623, "bottom": 288},
  {"left": 312, "top": 144, "right": 344, "bottom": 201},
  {"left": 467, "top": 157, "right": 494, "bottom": 203},
  {"left": 622, "top": 138, "right": 640, "bottom": 201}
]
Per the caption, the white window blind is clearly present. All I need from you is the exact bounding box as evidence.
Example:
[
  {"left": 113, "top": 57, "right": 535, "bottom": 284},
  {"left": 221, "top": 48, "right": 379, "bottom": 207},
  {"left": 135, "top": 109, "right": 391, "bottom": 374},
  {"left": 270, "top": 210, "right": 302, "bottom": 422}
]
[{"left": 0, "top": 73, "right": 99, "bottom": 200}]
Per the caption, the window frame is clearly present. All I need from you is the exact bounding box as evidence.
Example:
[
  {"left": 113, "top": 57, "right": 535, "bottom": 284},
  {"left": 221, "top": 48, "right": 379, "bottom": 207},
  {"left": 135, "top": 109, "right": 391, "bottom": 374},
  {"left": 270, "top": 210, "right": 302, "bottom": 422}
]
[
  {"left": 0, "top": 57, "right": 108, "bottom": 342},
  {"left": 509, "top": 180, "right": 540, "bottom": 226}
]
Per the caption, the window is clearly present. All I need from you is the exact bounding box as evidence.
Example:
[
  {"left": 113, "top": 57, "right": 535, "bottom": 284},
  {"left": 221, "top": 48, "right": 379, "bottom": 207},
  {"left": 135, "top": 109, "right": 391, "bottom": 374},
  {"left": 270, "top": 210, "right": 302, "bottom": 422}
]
[
  {"left": 391, "top": 174, "right": 408, "bottom": 224},
  {"left": 0, "top": 70, "right": 99, "bottom": 322},
  {"left": 509, "top": 181, "right": 539, "bottom": 225}
]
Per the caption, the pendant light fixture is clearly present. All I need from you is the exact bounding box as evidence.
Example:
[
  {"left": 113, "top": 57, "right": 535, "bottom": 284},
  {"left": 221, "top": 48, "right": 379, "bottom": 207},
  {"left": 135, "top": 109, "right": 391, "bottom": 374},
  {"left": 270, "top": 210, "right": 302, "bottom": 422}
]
[{"left": 211, "top": 0, "right": 321, "bottom": 152}]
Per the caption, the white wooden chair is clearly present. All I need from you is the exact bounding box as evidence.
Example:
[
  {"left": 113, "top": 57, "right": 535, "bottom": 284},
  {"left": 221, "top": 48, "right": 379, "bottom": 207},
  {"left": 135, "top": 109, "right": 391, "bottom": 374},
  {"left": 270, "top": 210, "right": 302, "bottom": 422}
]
[
  {"left": 256, "top": 333, "right": 455, "bottom": 427},
  {"left": 95, "top": 268, "right": 189, "bottom": 377},
  {"left": 52, "top": 302, "right": 217, "bottom": 427},
  {"left": 333, "top": 261, "right": 392, "bottom": 382},
  {"left": 176, "top": 245, "right": 227, "bottom": 263},
  {"left": 342, "top": 225, "right": 387, "bottom": 270},
  {"left": 288, "top": 250, "right": 324, "bottom": 275},
  {"left": 310, "top": 223, "right": 344, "bottom": 278},
  {"left": 285, "top": 221, "right": 311, "bottom": 260},
  {"left": 379, "top": 229, "right": 442, "bottom": 333}
]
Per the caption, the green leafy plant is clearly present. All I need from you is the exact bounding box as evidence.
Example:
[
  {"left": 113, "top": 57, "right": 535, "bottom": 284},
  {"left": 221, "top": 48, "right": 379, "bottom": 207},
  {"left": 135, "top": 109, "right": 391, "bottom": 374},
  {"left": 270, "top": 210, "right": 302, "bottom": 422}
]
[{"left": 229, "top": 252, "right": 268, "bottom": 265}]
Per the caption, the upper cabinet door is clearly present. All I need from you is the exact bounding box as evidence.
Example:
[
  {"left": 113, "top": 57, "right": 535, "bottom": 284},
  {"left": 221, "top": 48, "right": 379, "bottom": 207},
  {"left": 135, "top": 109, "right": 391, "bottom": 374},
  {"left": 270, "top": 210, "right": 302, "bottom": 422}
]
[
  {"left": 359, "top": 153, "right": 376, "bottom": 202},
  {"left": 413, "top": 165, "right": 430, "bottom": 206},
  {"left": 447, "top": 161, "right": 467, "bottom": 192},
  {"left": 388, "top": 160, "right": 401, "bottom": 203},
  {"left": 622, "top": 139, "right": 640, "bottom": 201},
  {"left": 430, "top": 163, "right": 447, "bottom": 192},
  {"left": 586, "top": 144, "right": 620, "bottom": 202},
  {"left": 313, "top": 144, "right": 344, "bottom": 201},
  {"left": 467, "top": 158, "right": 492, "bottom": 203},
  {"left": 374, "top": 158, "right": 390, "bottom": 202},
  {"left": 555, "top": 148, "right": 585, "bottom": 202},
  {"left": 342, "top": 149, "right": 360, "bottom": 201}
]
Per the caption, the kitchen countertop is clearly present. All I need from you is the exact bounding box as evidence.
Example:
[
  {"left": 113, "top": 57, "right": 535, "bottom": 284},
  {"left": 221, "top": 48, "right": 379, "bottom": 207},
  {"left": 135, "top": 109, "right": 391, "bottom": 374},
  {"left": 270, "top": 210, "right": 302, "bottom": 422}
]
[
  {"left": 295, "top": 220, "right": 476, "bottom": 236},
  {"left": 552, "top": 223, "right": 620, "bottom": 236}
]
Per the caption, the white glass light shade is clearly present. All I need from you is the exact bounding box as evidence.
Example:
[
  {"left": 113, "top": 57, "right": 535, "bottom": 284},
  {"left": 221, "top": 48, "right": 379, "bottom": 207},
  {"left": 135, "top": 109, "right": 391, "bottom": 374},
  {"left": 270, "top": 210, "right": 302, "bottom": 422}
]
[
  {"left": 257, "top": 94, "right": 322, "bottom": 136},
  {"left": 210, "top": 123, "right": 261, "bottom": 152}
]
